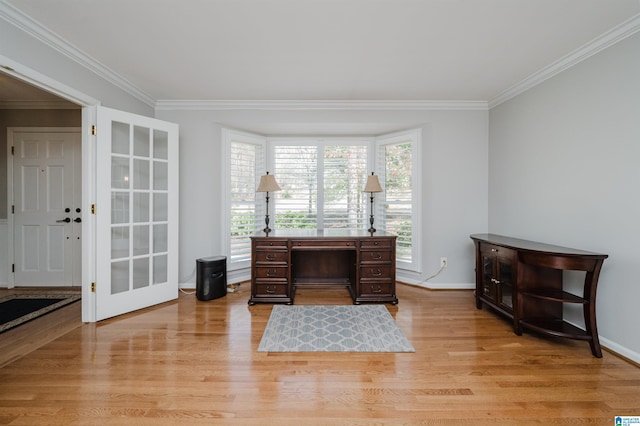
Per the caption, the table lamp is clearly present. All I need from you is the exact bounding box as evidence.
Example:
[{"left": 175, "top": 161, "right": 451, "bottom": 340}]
[
  {"left": 256, "top": 171, "right": 281, "bottom": 233},
  {"left": 364, "top": 172, "right": 383, "bottom": 233}
]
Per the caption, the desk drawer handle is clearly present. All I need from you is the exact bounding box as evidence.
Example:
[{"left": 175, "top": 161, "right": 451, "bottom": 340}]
[
  {"left": 491, "top": 248, "right": 498, "bottom": 252},
  {"left": 370, "top": 268, "right": 382, "bottom": 276},
  {"left": 370, "top": 252, "right": 382, "bottom": 260},
  {"left": 266, "top": 269, "right": 277, "bottom": 277},
  {"left": 265, "top": 286, "right": 276, "bottom": 294},
  {"left": 370, "top": 284, "right": 382, "bottom": 293},
  {"left": 265, "top": 253, "right": 276, "bottom": 260}
]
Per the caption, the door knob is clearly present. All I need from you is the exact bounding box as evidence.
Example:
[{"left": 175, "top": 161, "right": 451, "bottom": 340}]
[
  {"left": 65, "top": 208, "right": 71, "bottom": 213},
  {"left": 56, "top": 218, "right": 71, "bottom": 223},
  {"left": 76, "top": 208, "right": 81, "bottom": 213},
  {"left": 74, "top": 218, "right": 82, "bottom": 223}
]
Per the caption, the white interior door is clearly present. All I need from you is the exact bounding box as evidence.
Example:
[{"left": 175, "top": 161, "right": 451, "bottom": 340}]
[
  {"left": 11, "top": 129, "right": 81, "bottom": 286},
  {"left": 95, "top": 106, "right": 179, "bottom": 321}
]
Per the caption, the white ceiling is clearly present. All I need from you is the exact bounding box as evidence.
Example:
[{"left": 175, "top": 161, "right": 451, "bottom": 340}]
[{"left": 3, "top": 0, "right": 640, "bottom": 106}]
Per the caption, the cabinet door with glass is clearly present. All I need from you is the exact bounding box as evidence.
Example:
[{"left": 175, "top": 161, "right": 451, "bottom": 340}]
[{"left": 479, "top": 244, "right": 516, "bottom": 314}]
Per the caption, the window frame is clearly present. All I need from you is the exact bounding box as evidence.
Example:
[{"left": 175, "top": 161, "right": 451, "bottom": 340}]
[
  {"left": 223, "top": 129, "right": 421, "bottom": 275},
  {"left": 222, "top": 128, "right": 266, "bottom": 272},
  {"left": 375, "top": 128, "right": 422, "bottom": 273}
]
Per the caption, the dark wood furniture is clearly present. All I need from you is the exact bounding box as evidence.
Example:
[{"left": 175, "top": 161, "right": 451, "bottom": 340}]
[
  {"left": 470, "top": 234, "right": 608, "bottom": 357},
  {"left": 250, "top": 229, "right": 397, "bottom": 305}
]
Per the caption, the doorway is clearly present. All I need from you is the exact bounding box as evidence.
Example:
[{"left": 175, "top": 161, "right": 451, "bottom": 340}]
[
  {"left": 1, "top": 58, "right": 179, "bottom": 323},
  {"left": 8, "top": 128, "right": 82, "bottom": 287}
]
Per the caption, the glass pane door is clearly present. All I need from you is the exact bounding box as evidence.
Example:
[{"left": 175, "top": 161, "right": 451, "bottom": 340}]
[
  {"left": 96, "top": 106, "right": 178, "bottom": 321},
  {"left": 498, "top": 260, "right": 514, "bottom": 309},
  {"left": 481, "top": 255, "right": 495, "bottom": 300}
]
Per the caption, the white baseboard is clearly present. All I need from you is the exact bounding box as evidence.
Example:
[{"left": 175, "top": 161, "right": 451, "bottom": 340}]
[
  {"left": 398, "top": 278, "right": 475, "bottom": 290},
  {"left": 179, "top": 267, "right": 250, "bottom": 291},
  {"left": 600, "top": 336, "right": 640, "bottom": 365},
  {"left": 563, "top": 319, "right": 640, "bottom": 364},
  {"left": 179, "top": 271, "right": 475, "bottom": 292}
]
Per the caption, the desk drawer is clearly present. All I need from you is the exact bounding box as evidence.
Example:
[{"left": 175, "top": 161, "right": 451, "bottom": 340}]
[
  {"left": 360, "top": 282, "right": 393, "bottom": 295},
  {"left": 254, "top": 283, "right": 289, "bottom": 297},
  {"left": 255, "top": 266, "right": 288, "bottom": 279},
  {"left": 291, "top": 240, "right": 356, "bottom": 249},
  {"left": 360, "top": 250, "right": 392, "bottom": 263},
  {"left": 360, "top": 239, "right": 393, "bottom": 249},
  {"left": 360, "top": 265, "right": 392, "bottom": 279},
  {"left": 254, "top": 239, "right": 288, "bottom": 249},
  {"left": 254, "top": 251, "right": 288, "bottom": 263}
]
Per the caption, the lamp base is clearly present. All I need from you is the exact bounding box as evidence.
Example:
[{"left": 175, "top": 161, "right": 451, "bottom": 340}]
[
  {"left": 263, "top": 211, "right": 271, "bottom": 234},
  {"left": 368, "top": 210, "right": 376, "bottom": 233}
]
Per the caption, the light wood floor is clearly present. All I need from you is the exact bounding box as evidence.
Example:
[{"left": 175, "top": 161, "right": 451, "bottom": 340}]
[{"left": 1, "top": 283, "right": 639, "bottom": 425}]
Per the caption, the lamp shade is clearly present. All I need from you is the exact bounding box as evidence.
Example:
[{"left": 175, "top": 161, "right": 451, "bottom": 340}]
[
  {"left": 363, "top": 173, "right": 383, "bottom": 193},
  {"left": 256, "top": 172, "right": 281, "bottom": 192}
]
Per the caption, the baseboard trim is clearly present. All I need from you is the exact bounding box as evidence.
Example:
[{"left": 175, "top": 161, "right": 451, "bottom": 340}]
[
  {"left": 178, "top": 280, "right": 476, "bottom": 292},
  {"left": 397, "top": 279, "right": 475, "bottom": 291},
  {"left": 600, "top": 336, "right": 640, "bottom": 366}
]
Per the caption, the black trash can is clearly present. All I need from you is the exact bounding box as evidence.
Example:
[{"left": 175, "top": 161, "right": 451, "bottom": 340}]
[{"left": 196, "top": 256, "right": 227, "bottom": 301}]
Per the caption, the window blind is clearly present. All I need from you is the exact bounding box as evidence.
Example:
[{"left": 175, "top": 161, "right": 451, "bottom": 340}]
[{"left": 230, "top": 142, "right": 263, "bottom": 262}]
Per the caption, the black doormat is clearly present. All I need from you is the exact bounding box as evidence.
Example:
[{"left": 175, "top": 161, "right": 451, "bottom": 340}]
[{"left": 0, "top": 292, "right": 81, "bottom": 334}]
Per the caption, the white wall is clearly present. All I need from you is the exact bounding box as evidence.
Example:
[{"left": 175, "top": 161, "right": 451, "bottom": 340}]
[
  {"left": 156, "top": 108, "right": 488, "bottom": 289},
  {"left": 489, "top": 32, "right": 640, "bottom": 361},
  {"left": 1, "top": 16, "right": 155, "bottom": 288},
  {"left": 0, "top": 19, "right": 153, "bottom": 116}
]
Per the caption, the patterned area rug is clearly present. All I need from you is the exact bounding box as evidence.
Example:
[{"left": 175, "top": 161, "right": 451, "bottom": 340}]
[
  {"left": 0, "top": 292, "right": 81, "bottom": 334},
  {"left": 258, "top": 305, "right": 415, "bottom": 352}
]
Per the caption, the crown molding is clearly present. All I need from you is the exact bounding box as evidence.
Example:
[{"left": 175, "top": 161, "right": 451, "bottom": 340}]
[
  {"left": 154, "top": 99, "right": 489, "bottom": 111},
  {"left": 3, "top": 1, "right": 638, "bottom": 112},
  {"left": 489, "top": 12, "right": 640, "bottom": 109},
  {"left": 0, "top": 1, "right": 155, "bottom": 107}
]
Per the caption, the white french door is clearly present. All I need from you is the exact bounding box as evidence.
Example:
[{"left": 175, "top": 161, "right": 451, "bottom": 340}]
[
  {"left": 95, "top": 106, "right": 179, "bottom": 321},
  {"left": 11, "top": 128, "right": 81, "bottom": 286}
]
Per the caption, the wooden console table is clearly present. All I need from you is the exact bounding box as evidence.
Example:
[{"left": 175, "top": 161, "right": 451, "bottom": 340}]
[
  {"left": 470, "top": 234, "right": 608, "bottom": 357},
  {"left": 249, "top": 229, "right": 397, "bottom": 305}
]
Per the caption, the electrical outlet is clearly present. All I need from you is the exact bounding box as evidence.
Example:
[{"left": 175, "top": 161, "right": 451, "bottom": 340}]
[{"left": 440, "top": 257, "right": 447, "bottom": 268}]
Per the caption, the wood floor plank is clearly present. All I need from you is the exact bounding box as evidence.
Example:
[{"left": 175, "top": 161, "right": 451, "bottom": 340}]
[{"left": 0, "top": 283, "right": 639, "bottom": 425}]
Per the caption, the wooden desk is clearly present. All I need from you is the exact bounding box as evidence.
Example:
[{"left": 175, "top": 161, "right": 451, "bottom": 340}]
[
  {"left": 470, "top": 234, "right": 608, "bottom": 357},
  {"left": 249, "top": 229, "right": 398, "bottom": 305}
]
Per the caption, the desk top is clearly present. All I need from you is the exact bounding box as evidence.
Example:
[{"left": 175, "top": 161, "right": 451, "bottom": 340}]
[{"left": 252, "top": 229, "right": 396, "bottom": 239}]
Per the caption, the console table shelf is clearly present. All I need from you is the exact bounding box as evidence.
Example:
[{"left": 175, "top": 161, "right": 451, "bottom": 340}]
[
  {"left": 471, "top": 234, "right": 608, "bottom": 357},
  {"left": 519, "top": 319, "right": 593, "bottom": 340},
  {"left": 520, "top": 290, "right": 587, "bottom": 304}
]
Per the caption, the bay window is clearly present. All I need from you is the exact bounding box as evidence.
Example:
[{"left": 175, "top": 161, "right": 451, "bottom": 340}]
[{"left": 224, "top": 129, "right": 421, "bottom": 273}]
